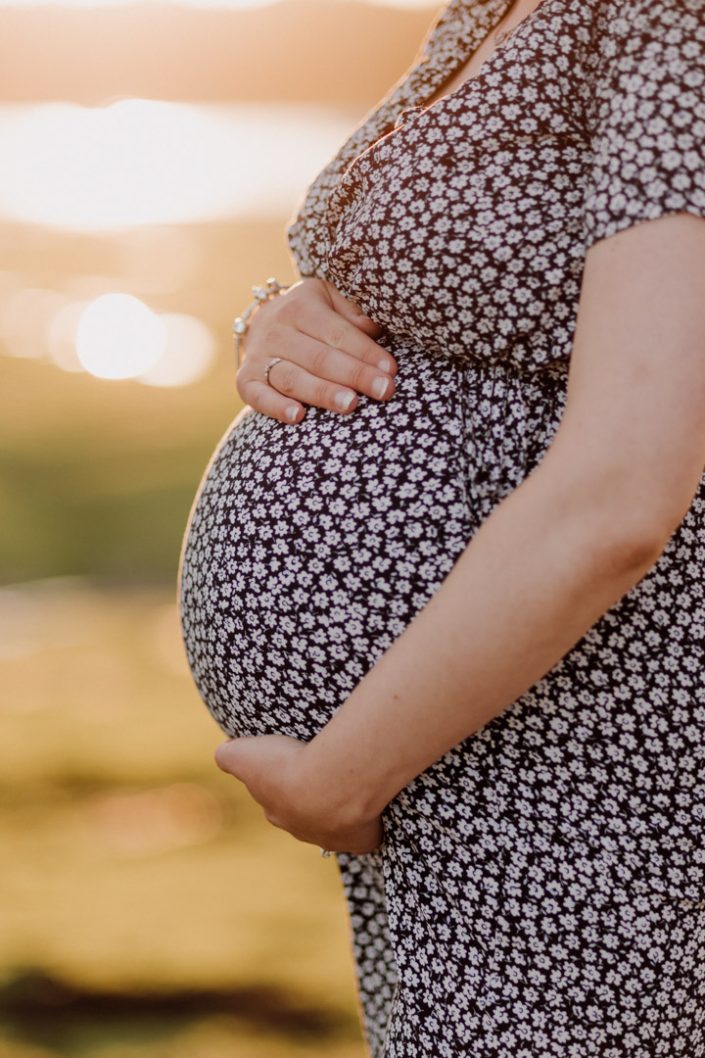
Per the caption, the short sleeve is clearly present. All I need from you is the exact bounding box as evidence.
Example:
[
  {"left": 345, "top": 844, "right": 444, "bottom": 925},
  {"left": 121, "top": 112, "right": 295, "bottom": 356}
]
[{"left": 582, "top": 0, "right": 705, "bottom": 251}]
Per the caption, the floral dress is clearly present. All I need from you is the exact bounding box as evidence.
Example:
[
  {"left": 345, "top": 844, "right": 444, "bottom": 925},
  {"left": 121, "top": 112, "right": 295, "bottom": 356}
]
[{"left": 178, "top": 0, "right": 705, "bottom": 1053}]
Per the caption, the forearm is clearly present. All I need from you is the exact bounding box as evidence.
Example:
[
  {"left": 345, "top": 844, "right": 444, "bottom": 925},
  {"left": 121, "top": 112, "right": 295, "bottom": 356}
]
[{"left": 301, "top": 444, "right": 669, "bottom": 825}]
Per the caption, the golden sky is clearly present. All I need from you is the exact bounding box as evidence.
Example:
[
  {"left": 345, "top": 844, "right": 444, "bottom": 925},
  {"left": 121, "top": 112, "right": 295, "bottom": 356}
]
[{"left": 0, "top": 0, "right": 439, "bottom": 384}]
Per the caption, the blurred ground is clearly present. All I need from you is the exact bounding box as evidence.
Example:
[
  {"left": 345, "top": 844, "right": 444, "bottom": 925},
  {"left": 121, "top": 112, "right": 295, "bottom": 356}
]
[
  {"left": 0, "top": 0, "right": 442, "bottom": 1048},
  {"left": 0, "top": 145, "right": 373, "bottom": 1058},
  {"left": 0, "top": 579, "right": 367, "bottom": 1057}
]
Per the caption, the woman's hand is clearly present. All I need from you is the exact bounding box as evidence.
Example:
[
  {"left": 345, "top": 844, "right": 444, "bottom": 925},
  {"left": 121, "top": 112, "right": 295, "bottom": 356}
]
[
  {"left": 235, "top": 276, "right": 398, "bottom": 424},
  {"left": 214, "top": 733, "right": 384, "bottom": 855}
]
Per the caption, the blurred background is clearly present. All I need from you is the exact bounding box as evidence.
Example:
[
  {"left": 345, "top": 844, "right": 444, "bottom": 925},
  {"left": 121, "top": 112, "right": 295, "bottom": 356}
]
[{"left": 0, "top": 0, "right": 442, "bottom": 1054}]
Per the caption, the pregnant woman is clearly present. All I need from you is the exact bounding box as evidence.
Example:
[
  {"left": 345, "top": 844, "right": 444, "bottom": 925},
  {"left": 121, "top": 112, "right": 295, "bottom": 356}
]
[{"left": 179, "top": 0, "right": 705, "bottom": 1053}]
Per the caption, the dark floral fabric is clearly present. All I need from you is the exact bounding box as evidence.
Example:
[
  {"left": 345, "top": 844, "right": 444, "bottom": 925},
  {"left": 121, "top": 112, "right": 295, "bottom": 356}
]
[{"left": 179, "top": 0, "right": 705, "bottom": 1053}]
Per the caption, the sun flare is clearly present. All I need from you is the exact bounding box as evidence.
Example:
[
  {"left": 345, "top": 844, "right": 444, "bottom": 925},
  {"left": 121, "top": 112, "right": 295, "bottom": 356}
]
[{"left": 76, "top": 293, "right": 166, "bottom": 380}]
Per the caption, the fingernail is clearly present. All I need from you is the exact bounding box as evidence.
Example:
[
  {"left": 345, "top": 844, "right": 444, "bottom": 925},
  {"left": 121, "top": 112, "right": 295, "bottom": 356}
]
[
  {"left": 372, "top": 376, "right": 389, "bottom": 399},
  {"left": 286, "top": 405, "right": 299, "bottom": 422},
  {"left": 335, "top": 390, "right": 356, "bottom": 410},
  {"left": 378, "top": 358, "right": 392, "bottom": 372}
]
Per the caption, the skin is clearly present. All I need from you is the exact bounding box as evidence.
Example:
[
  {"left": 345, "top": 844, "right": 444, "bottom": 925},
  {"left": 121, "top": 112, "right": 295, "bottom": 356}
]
[
  {"left": 236, "top": 0, "right": 543, "bottom": 424},
  {"left": 217, "top": 0, "right": 705, "bottom": 851},
  {"left": 235, "top": 276, "right": 398, "bottom": 422},
  {"left": 216, "top": 211, "right": 705, "bottom": 854}
]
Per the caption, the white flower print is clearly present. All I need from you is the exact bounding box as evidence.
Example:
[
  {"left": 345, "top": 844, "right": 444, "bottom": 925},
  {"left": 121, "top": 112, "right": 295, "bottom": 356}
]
[{"left": 179, "top": 0, "right": 705, "bottom": 1053}]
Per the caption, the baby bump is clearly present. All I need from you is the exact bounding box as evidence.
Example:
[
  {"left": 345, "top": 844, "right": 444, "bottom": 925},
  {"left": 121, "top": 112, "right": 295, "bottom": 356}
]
[{"left": 178, "top": 344, "right": 473, "bottom": 742}]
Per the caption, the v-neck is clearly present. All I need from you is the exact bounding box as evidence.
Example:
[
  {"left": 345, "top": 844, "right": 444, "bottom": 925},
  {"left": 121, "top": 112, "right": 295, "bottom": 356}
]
[
  {"left": 412, "top": 0, "right": 552, "bottom": 114},
  {"left": 328, "top": 0, "right": 558, "bottom": 204}
]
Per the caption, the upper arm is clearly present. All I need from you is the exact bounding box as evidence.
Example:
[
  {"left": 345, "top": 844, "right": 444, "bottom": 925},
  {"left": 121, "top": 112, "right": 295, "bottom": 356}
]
[
  {"left": 549, "top": 0, "right": 705, "bottom": 543},
  {"left": 558, "top": 212, "right": 705, "bottom": 539}
]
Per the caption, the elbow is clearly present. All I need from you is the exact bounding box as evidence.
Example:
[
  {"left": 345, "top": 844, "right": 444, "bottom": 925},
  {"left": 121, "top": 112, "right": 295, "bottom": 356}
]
[
  {"left": 546, "top": 415, "right": 703, "bottom": 577},
  {"left": 596, "top": 488, "right": 693, "bottom": 574},
  {"left": 601, "top": 521, "right": 669, "bottom": 578},
  {"left": 558, "top": 464, "right": 696, "bottom": 577}
]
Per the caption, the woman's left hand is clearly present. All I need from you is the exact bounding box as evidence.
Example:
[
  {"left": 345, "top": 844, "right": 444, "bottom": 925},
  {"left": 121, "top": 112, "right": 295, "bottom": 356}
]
[{"left": 214, "top": 734, "right": 384, "bottom": 855}]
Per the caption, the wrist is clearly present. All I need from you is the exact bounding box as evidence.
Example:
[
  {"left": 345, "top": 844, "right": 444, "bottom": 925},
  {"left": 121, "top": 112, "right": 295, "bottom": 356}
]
[
  {"left": 232, "top": 276, "right": 292, "bottom": 368},
  {"left": 297, "top": 735, "right": 394, "bottom": 829}
]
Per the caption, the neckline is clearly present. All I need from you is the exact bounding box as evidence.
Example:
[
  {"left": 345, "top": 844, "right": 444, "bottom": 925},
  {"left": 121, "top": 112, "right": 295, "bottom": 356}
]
[
  {"left": 328, "top": 0, "right": 557, "bottom": 208},
  {"left": 414, "top": 0, "right": 552, "bottom": 114}
]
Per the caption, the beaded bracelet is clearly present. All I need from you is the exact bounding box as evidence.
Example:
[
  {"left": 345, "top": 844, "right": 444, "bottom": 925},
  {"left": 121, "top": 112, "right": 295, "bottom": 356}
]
[{"left": 232, "top": 277, "right": 293, "bottom": 368}]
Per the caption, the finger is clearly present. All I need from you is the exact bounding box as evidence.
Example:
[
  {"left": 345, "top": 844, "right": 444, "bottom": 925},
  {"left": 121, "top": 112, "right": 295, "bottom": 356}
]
[
  {"left": 325, "top": 285, "right": 384, "bottom": 335},
  {"left": 238, "top": 325, "right": 395, "bottom": 414},
  {"left": 284, "top": 297, "right": 398, "bottom": 378},
  {"left": 243, "top": 282, "right": 395, "bottom": 377},
  {"left": 236, "top": 365, "right": 306, "bottom": 424},
  {"left": 214, "top": 738, "right": 255, "bottom": 779},
  {"left": 350, "top": 314, "right": 387, "bottom": 341},
  {"left": 214, "top": 740, "right": 238, "bottom": 775},
  {"left": 246, "top": 370, "right": 358, "bottom": 417},
  {"left": 247, "top": 331, "right": 397, "bottom": 413}
]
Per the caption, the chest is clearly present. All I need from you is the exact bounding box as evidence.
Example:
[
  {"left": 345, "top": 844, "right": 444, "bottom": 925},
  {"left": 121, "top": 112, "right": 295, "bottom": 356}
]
[
  {"left": 317, "top": 4, "right": 598, "bottom": 372},
  {"left": 424, "top": 0, "right": 548, "bottom": 108}
]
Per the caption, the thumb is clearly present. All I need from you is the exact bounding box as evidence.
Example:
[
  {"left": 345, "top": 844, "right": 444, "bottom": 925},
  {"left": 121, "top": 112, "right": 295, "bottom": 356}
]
[{"left": 214, "top": 737, "right": 258, "bottom": 779}]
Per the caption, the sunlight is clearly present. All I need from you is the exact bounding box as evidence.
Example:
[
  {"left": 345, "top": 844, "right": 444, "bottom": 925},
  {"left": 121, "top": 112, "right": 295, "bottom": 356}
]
[
  {"left": 69, "top": 297, "right": 215, "bottom": 385},
  {"left": 0, "top": 99, "right": 358, "bottom": 230},
  {"left": 0, "top": 0, "right": 286, "bottom": 6},
  {"left": 48, "top": 299, "right": 88, "bottom": 373},
  {"left": 76, "top": 293, "right": 166, "bottom": 379},
  {"left": 0, "top": 0, "right": 436, "bottom": 7},
  {"left": 136, "top": 313, "right": 216, "bottom": 387},
  {"left": 0, "top": 286, "right": 67, "bottom": 359}
]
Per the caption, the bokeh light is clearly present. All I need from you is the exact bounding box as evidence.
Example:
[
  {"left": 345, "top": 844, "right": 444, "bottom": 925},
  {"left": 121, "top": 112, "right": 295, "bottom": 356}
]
[
  {"left": 0, "top": 0, "right": 417, "bottom": 1052},
  {"left": 0, "top": 0, "right": 436, "bottom": 7},
  {"left": 112, "top": 226, "right": 204, "bottom": 296},
  {"left": 0, "top": 0, "right": 270, "bottom": 7},
  {"left": 136, "top": 312, "right": 217, "bottom": 387},
  {"left": 75, "top": 292, "right": 166, "bottom": 379},
  {"left": 0, "top": 100, "right": 357, "bottom": 231},
  {"left": 0, "top": 285, "right": 67, "bottom": 359},
  {"left": 47, "top": 298, "right": 88, "bottom": 372}
]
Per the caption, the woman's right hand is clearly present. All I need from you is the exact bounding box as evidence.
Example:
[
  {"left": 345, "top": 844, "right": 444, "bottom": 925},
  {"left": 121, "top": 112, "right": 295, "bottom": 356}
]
[{"left": 235, "top": 276, "right": 398, "bottom": 423}]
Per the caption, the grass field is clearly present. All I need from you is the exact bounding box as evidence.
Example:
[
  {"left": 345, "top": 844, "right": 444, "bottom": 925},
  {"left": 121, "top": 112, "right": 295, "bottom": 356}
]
[{"left": 0, "top": 578, "right": 368, "bottom": 1058}]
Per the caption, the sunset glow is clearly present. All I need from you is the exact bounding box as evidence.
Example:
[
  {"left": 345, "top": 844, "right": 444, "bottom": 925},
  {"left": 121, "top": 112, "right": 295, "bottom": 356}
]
[
  {"left": 0, "top": 0, "right": 271, "bottom": 7},
  {"left": 0, "top": 0, "right": 435, "bottom": 7},
  {"left": 0, "top": 100, "right": 357, "bottom": 230},
  {"left": 137, "top": 313, "right": 217, "bottom": 387},
  {"left": 76, "top": 293, "right": 166, "bottom": 379}
]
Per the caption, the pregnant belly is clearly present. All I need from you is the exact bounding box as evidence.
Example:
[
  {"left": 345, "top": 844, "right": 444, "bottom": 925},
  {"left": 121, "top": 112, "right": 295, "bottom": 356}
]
[{"left": 178, "top": 343, "right": 475, "bottom": 742}]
